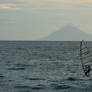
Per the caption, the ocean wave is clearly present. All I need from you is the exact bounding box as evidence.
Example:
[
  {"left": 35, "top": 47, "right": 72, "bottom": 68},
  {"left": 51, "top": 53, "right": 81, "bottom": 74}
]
[
  {"left": 14, "top": 84, "right": 46, "bottom": 90},
  {"left": 24, "top": 77, "right": 45, "bottom": 81},
  {"left": 7, "top": 67, "right": 25, "bottom": 70},
  {"left": 66, "top": 77, "right": 80, "bottom": 81},
  {"left": 51, "top": 84, "right": 72, "bottom": 90}
]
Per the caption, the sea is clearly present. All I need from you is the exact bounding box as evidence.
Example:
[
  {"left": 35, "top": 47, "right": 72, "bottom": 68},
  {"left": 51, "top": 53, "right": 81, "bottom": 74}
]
[{"left": 0, "top": 41, "right": 92, "bottom": 92}]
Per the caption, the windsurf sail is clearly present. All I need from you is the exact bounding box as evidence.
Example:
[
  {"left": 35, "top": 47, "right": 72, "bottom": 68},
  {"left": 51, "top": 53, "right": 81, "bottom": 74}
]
[{"left": 80, "top": 40, "right": 91, "bottom": 77}]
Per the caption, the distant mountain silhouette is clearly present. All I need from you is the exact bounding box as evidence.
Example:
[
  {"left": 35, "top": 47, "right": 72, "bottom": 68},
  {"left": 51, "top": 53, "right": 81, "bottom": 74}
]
[{"left": 41, "top": 25, "right": 92, "bottom": 41}]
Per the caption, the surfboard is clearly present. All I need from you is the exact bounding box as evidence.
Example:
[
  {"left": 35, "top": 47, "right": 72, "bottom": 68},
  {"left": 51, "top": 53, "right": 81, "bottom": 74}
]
[{"left": 80, "top": 40, "right": 91, "bottom": 77}]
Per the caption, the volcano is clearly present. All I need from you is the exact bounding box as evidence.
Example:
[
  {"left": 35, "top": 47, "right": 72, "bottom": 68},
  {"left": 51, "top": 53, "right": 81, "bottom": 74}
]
[{"left": 41, "top": 25, "right": 92, "bottom": 41}]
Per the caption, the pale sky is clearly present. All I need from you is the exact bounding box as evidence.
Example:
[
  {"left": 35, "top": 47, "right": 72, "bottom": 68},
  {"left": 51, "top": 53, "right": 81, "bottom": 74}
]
[{"left": 0, "top": 0, "right": 92, "bottom": 40}]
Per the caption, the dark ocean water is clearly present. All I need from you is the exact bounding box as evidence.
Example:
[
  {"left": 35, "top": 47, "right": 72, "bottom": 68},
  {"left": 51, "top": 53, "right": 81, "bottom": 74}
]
[{"left": 0, "top": 41, "right": 92, "bottom": 92}]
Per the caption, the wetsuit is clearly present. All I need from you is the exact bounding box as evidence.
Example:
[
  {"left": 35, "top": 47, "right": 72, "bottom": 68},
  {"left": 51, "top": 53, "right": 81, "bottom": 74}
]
[{"left": 84, "top": 65, "right": 90, "bottom": 76}]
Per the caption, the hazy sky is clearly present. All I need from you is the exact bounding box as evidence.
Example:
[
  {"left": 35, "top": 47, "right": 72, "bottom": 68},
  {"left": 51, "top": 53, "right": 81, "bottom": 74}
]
[{"left": 0, "top": 0, "right": 92, "bottom": 40}]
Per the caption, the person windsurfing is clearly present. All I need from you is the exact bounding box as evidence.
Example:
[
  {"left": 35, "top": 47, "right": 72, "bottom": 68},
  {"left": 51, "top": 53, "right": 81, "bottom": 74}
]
[
  {"left": 80, "top": 40, "right": 91, "bottom": 77},
  {"left": 84, "top": 65, "right": 91, "bottom": 77}
]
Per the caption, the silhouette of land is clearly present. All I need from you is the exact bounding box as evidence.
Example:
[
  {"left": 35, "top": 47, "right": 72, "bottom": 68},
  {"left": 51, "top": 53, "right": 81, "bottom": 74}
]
[{"left": 41, "top": 25, "right": 92, "bottom": 41}]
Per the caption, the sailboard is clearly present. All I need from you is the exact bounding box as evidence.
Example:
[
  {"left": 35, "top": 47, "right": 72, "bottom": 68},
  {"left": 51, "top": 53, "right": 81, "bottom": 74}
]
[{"left": 80, "top": 40, "right": 92, "bottom": 77}]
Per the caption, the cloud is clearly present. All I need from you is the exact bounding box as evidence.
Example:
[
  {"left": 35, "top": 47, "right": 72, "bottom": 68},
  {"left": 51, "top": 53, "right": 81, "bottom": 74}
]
[
  {"left": 0, "top": 0, "right": 25, "bottom": 10},
  {"left": 20, "top": 0, "right": 47, "bottom": 5},
  {"left": 20, "top": 0, "right": 92, "bottom": 11},
  {"left": 0, "top": 4, "right": 22, "bottom": 10},
  {"left": 21, "top": 0, "right": 92, "bottom": 4},
  {"left": 48, "top": 0, "right": 92, "bottom": 3},
  {"left": 0, "top": 0, "right": 91, "bottom": 11}
]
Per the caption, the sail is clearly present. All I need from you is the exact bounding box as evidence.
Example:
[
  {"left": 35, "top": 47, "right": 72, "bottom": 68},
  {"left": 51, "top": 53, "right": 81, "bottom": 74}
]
[{"left": 80, "top": 40, "right": 91, "bottom": 76}]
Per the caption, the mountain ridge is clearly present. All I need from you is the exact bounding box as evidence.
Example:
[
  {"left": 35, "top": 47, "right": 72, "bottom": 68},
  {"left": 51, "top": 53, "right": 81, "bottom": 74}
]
[{"left": 40, "top": 25, "right": 92, "bottom": 41}]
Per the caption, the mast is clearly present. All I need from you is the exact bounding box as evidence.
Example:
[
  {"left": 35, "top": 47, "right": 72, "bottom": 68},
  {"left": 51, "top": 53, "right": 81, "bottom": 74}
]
[{"left": 80, "top": 41, "right": 85, "bottom": 74}]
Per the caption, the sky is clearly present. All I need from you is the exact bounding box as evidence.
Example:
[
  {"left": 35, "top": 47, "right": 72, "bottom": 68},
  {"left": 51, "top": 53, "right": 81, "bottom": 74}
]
[{"left": 0, "top": 0, "right": 92, "bottom": 40}]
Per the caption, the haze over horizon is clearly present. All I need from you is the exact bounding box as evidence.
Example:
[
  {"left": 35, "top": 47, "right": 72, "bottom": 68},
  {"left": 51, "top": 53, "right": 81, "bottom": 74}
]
[{"left": 0, "top": 0, "right": 92, "bottom": 40}]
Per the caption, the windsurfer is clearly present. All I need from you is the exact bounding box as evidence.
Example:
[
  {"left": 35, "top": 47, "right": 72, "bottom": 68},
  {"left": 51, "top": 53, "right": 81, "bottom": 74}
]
[{"left": 84, "top": 65, "right": 91, "bottom": 77}]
